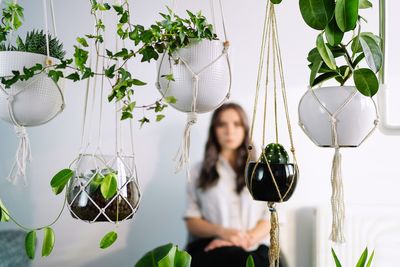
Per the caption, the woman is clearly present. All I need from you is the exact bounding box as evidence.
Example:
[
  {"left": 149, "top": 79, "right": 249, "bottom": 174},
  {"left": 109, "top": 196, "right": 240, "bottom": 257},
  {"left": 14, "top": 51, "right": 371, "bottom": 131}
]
[{"left": 184, "top": 103, "right": 287, "bottom": 267}]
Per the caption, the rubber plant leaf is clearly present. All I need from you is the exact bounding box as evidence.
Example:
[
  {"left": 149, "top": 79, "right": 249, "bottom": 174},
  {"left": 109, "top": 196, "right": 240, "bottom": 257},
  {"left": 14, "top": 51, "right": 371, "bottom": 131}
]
[
  {"left": 353, "top": 68, "right": 379, "bottom": 97},
  {"left": 316, "top": 33, "right": 336, "bottom": 70},
  {"left": 335, "top": 0, "right": 359, "bottom": 32},
  {"left": 299, "top": 0, "right": 335, "bottom": 30}
]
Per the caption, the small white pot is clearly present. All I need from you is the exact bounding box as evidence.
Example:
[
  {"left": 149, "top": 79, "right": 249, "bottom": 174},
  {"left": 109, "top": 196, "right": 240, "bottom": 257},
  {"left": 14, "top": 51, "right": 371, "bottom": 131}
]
[
  {"left": 0, "top": 51, "right": 65, "bottom": 127},
  {"left": 156, "top": 39, "right": 231, "bottom": 113},
  {"left": 298, "top": 86, "right": 378, "bottom": 147}
]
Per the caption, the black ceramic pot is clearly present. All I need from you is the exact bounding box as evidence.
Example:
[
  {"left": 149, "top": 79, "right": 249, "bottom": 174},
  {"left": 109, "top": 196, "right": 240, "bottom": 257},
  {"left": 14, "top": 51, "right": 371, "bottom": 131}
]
[{"left": 245, "top": 161, "right": 298, "bottom": 202}]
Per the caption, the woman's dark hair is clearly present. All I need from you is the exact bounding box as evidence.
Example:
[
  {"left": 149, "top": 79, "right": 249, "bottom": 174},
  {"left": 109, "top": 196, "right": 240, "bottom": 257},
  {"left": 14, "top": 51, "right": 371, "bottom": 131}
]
[{"left": 197, "top": 103, "right": 255, "bottom": 194}]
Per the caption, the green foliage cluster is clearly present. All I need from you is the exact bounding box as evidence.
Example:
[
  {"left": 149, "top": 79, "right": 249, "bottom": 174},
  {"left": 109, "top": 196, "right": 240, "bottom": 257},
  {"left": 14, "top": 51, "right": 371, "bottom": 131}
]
[
  {"left": 299, "top": 0, "right": 382, "bottom": 97},
  {"left": 0, "top": 30, "right": 66, "bottom": 60}
]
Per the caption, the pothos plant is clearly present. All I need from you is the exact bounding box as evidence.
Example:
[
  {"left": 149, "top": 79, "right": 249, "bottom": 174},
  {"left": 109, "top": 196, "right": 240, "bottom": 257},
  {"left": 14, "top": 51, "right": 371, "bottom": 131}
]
[
  {"left": 299, "top": 0, "right": 382, "bottom": 97},
  {"left": 0, "top": 0, "right": 217, "bottom": 260},
  {"left": 0, "top": 0, "right": 217, "bottom": 124}
]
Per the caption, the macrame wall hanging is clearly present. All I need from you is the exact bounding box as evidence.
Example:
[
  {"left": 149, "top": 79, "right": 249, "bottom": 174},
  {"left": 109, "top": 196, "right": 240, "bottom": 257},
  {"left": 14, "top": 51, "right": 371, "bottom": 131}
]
[
  {"left": 245, "top": 2, "right": 299, "bottom": 267},
  {"left": 65, "top": 3, "right": 141, "bottom": 226},
  {"left": 0, "top": 0, "right": 65, "bottom": 185},
  {"left": 155, "top": 0, "right": 232, "bottom": 178}
]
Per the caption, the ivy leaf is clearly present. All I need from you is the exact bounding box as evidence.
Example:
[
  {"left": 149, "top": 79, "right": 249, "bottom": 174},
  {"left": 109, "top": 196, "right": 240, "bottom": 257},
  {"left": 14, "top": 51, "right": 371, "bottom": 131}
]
[
  {"left": 164, "top": 96, "right": 177, "bottom": 104},
  {"left": 121, "top": 111, "right": 133, "bottom": 120},
  {"left": 100, "top": 173, "right": 118, "bottom": 200},
  {"left": 132, "top": 79, "right": 147, "bottom": 86},
  {"left": 0, "top": 199, "right": 10, "bottom": 222},
  {"left": 161, "top": 74, "right": 175, "bottom": 81},
  {"left": 156, "top": 114, "right": 165, "bottom": 122},
  {"left": 100, "top": 231, "right": 118, "bottom": 249},
  {"left": 105, "top": 64, "right": 116, "bottom": 78},
  {"left": 113, "top": 5, "right": 124, "bottom": 15},
  {"left": 42, "top": 227, "right": 55, "bottom": 257},
  {"left": 335, "top": 0, "right": 359, "bottom": 32},
  {"left": 353, "top": 68, "right": 379, "bottom": 97},
  {"left": 139, "top": 117, "right": 150, "bottom": 127},
  {"left": 50, "top": 169, "right": 74, "bottom": 195},
  {"left": 25, "top": 231, "right": 36, "bottom": 260},
  {"left": 76, "top": 37, "right": 89, "bottom": 47},
  {"left": 65, "top": 72, "right": 80, "bottom": 82},
  {"left": 140, "top": 46, "right": 159, "bottom": 62},
  {"left": 316, "top": 33, "right": 336, "bottom": 70},
  {"left": 48, "top": 70, "right": 64, "bottom": 83},
  {"left": 299, "top": 0, "right": 335, "bottom": 30}
]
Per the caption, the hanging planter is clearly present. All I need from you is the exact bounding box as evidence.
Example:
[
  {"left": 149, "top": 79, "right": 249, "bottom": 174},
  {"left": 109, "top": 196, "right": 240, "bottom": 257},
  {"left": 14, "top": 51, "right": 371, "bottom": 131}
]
[
  {"left": 299, "top": 86, "right": 378, "bottom": 147},
  {"left": 0, "top": 0, "right": 66, "bottom": 185},
  {"left": 298, "top": 0, "right": 382, "bottom": 243},
  {"left": 245, "top": 2, "right": 298, "bottom": 267},
  {"left": 149, "top": 2, "right": 231, "bottom": 177},
  {"left": 67, "top": 154, "right": 140, "bottom": 223}
]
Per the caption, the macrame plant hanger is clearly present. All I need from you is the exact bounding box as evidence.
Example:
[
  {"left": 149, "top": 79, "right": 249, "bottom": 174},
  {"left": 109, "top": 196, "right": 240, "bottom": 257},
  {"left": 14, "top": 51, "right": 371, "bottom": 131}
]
[
  {"left": 246, "top": 2, "right": 298, "bottom": 267},
  {"left": 156, "top": 0, "right": 232, "bottom": 179},
  {"left": 66, "top": 1, "right": 140, "bottom": 225},
  {"left": 0, "top": 0, "right": 65, "bottom": 185}
]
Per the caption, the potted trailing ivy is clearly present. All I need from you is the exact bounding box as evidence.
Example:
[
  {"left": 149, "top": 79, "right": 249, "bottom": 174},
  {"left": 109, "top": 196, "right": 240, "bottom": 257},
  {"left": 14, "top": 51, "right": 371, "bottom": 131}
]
[
  {"left": 0, "top": 3, "right": 66, "bottom": 127},
  {"left": 298, "top": 0, "right": 381, "bottom": 147}
]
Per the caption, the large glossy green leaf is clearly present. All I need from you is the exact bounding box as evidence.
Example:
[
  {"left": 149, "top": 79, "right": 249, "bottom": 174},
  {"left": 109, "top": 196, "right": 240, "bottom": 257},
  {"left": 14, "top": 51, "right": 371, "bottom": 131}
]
[
  {"left": 299, "top": 0, "right": 335, "bottom": 30},
  {"left": 356, "top": 248, "right": 368, "bottom": 267},
  {"left": 359, "top": 34, "right": 382, "bottom": 73},
  {"left": 50, "top": 169, "right": 74, "bottom": 195},
  {"left": 0, "top": 199, "right": 10, "bottom": 222},
  {"left": 366, "top": 251, "right": 375, "bottom": 267},
  {"left": 325, "top": 17, "right": 344, "bottom": 46},
  {"left": 335, "top": 0, "right": 359, "bottom": 32},
  {"left": 312, "top": 72, "right": 338, "bottom": 86},
  {"left": 359, "top": 0, "right": 372, "bottom": 9},
  {"left": 271, "top": 0, "right": 282, "bottom": 4},
  {"left": 135, "top": 243, "right": 174, "bottom": 267},
  {"left": 42, "top": 227, "right": 55, "bottom": 257},
  {"left": 353, "top": 68, "right": 379, "bottom": 96},
  {"left": 331, "top": 248, "right": 343, "bottom": 267},
  {"left": 100, "top": 172, "right": 118, "bottom": 200},
  {"left": 316, "top": 34, "right": 336, "bottom": 70},
  {"left": 25, "top": 231, "right": 36, "bottom": 260},
  {"left": 173, "top": 249, "right": 191, "bottom": 267},
  {"left": 158, "top": 246, "right": 176, "bottom": 267},
  {"left": 100, "top": 231, "right": 118, "bottom": 249},
  {"left": 246, "top": 255, "right": 255, "bottom": 267},
  {"left": 310, "top": 60, "right": 323, "bottom": 86}
]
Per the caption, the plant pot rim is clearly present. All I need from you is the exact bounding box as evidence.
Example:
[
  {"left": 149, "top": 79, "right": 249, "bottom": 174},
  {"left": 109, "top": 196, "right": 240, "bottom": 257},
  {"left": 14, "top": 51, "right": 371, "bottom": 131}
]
[{"left": 0, "top": 50, "right": 59, "bottom": 61}]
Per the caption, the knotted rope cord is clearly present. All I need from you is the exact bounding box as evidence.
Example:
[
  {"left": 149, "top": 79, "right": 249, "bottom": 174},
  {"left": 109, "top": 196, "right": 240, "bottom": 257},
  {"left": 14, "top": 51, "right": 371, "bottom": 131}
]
[
  {"left": 246, "top": 3, "right": 298, "bottom": 266},
  {"left": 164, "top": 0, "right": 231, "bottom": 179}
]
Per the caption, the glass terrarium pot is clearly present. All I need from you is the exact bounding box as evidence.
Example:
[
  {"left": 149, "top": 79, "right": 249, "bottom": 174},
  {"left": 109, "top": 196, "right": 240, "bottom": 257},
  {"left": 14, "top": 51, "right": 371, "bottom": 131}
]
[{"left": 67, "top": 154, "right": 140, "bottom": 223}]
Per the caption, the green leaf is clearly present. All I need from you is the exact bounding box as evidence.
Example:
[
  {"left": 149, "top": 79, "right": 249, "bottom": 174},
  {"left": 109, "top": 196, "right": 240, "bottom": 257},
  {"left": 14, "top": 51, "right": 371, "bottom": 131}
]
[
  {"left": 312, "top": 71, "right": 338, "bottom": 86},
  {"left": 246, "top": 255, "right": 255, "bottom": 267},
  {"left": 161, "top": 74, "right": 175, "bottom": 81},
  {"left": 42, "top": 227, "right": 55, "bottom": 257},
  {"left": 359, "top": 0, "right": 372, "bottom": 9},
  {"left": 299, "top": 0, "right": 335, "bottom": 30},
  {"left": 50, "top": 169, "right": 74, "bottom": 195},
  {"left": 0, "top": 199, "right": 10, "bottom": 222},
  {"left": 25, "top": 231, "right": 36, "bottom": 260},
  {"left": 135, "top": 243, "right": 175, "bottom": 267},
  {"left": 325, "top": 17, "right": 344, "bottom": 46},
  {"left": 335, "top": 0, "right": 359, "bottom": 32},
  {"left": 100, "top": 173, "right": 118, "bottom": 200},
  {"left": 105, "top": 64, "right": 116, "bottom": 78},
  {"left": 76, "top": 37, "right": 89, "bottom": 47},
  {"left": 310, "top": 60, "right": 323, "bottom": 86},
  {"left": 164, "top": 96, "right": 177, "bottom": 104},
  {"left": 121, "top": 111, "right": 133, "bottom": 120},
  {"left": 173, "top": 248, "right": 191, "bottom": 267},
  {"left": 89, "top": 173, "right": 104, "bottom": 192},
  {"left": 132, "top": 79, "right": 147, "bottom": 86},
  {"left": 100, "top": 231, "right": 118, "bottom": 249},
  {"left": 353, "top": 68, "right": 379, "bottom": 97},
  {"left": 270, "top": 0, "right": 282, "bottom": 4},
  {"left": 331, "top": 248, "right": 343, "bottom": 267},
  {"left": 156, "top": 114, "right": 165, "bottom": 122},
  {"left": 65, "top": 72, "right": 80, "bottom": 82},
  {"left": 356, "top": 248, "right": 368, "bottom": 267},
  {"left": 316, "top": 33, "right": 336, "bottom": 70},
  {"left": 366, "top": 250, "right": 374, "bottom": 267},
  {"left": 359, "top": 34, "right": 382, "bottom": 73}
]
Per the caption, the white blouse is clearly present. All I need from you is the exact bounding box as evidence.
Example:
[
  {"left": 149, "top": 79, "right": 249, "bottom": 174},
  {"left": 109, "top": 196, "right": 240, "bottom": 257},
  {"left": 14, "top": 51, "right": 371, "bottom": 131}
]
[{"left": 184, "top": 156, "right": 270, "bottom": 249}]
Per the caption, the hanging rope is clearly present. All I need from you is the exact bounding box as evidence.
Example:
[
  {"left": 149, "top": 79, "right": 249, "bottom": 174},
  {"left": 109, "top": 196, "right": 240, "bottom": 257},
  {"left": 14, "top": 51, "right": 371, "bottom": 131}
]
[{"left": 246, "top": 2, "right": 298, "bottom": 266}]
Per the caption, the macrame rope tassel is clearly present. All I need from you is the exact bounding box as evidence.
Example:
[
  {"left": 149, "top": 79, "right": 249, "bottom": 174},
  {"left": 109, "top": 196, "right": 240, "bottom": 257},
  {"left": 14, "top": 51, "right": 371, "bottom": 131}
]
[
  {"left": 174, "top": 112, "right": 198, "bottom": 178},
  {"left": 329, "top": 147, "right": 345, "bottom": 243},
  {"left": 7, "top": 126, "right": 32, "bottom": 185},
  {"left": 268, "top": 202, "right": 280, "bottom": 267}
]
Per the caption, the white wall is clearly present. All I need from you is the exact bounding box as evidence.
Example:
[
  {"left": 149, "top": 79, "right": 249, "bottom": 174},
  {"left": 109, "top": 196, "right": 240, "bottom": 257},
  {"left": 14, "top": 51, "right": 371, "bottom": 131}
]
[{"left": 1, "top": 0, "right": 400, "bottom": 266}]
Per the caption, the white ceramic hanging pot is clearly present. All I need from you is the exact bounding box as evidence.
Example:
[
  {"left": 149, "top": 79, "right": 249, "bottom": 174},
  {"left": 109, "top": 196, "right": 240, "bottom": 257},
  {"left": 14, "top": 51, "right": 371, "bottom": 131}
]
[
  {"left": 298, "top": 86, "right": 378, "bottom": 147},
  {"left": 0, "top": 51, "right": 65, "bottom": 127},
  {"left": 156, "top": 39, "right": 231, "bottom": 113}
]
